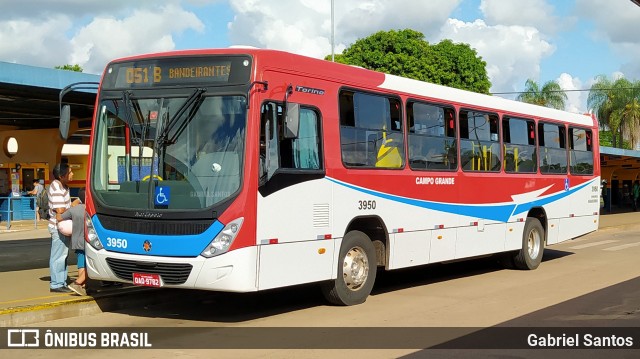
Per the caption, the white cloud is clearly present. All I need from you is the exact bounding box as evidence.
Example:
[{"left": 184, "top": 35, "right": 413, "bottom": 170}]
[
  {"left": 70, "top": 5, "right": 204, "bottom": 73},
  {"left": 437, "top": 19, "right": 555, "bottom": 93},
  {"left": 0, "top": 16, "right": 73, "bottom": 68},
  {"left": 227, "top": 0, "right": 461, "bottom": 59},
  {"left": 480, "top": 0, "right": 567, "bottom": 35},
  {"left": 0, "top": 0, "right": 628, "bottom": 112},
  {"left": 0, "top": 2, "right": 203, "bottom": 74},
  {"left": 226, "top": 0, "right": 562, "bottom": 96},
  {"left": 556, "top": 73, "right": 585, "bottom": 113},
  {"left": 227, "top": 0, "right": 333, "bottom": 58}
]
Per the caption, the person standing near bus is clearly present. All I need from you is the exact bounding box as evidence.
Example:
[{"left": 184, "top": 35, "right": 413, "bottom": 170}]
[
  {"left": 48, "top": 163, "right": 78, "bottom": 293},
  {"left": 27, "top": 179, "right": 44, "bottom": 220},
  {"left": 58, "top": 188, "right": 87, "bottom": 296}
]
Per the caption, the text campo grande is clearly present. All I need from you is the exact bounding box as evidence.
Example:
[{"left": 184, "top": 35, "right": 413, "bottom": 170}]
[
  {"left": 40, "top": 330, "right": 151, "bottom": 348},
  {"left": 416, "top": 176, "right": 455, "bottom": 185}
]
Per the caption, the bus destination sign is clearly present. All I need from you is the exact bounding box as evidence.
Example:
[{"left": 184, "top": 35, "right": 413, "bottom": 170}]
[{"left": 102, "top": 56, "right": 251, "bottom": 89}]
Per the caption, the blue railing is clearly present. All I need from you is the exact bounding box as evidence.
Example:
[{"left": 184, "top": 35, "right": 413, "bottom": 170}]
[{"left": 0, "top": 196, "right": 38, "bottom": 230}]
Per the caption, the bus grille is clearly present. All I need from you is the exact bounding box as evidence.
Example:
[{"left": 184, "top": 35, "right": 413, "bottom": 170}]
[
  {"left": 106, "top": 258, "right": 193, "bottom": 285},
  {"left": 98, "top": 214, "right": 214, "bottom": 235}
]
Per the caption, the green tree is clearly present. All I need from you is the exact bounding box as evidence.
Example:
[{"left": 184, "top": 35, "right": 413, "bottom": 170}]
[
  {"left": 588, "top": 76, "right": 640, "bottom": 149},
  {"left": 516, "top": 79, "right": 567, "bottom": 110},
  {"left": 55, "top": 64, "right": 83, "bottom": 72},
  {"left": 327, "top": 29, "right": 491, "bottom": 94}
]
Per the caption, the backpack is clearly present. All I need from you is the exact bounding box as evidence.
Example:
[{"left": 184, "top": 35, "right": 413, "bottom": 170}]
[{"left": 37, "top": 185, "right": 50, "bottom": 219}]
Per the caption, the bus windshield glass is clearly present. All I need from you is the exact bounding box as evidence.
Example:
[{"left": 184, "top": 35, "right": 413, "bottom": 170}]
[{"left": 91, "top": 94, "right": 246, "bottom": 210}]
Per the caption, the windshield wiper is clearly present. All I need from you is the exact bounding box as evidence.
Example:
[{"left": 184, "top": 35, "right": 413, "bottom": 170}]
[
  {"left": 156, "top": 88, "right": 207, "bottom": 146},
  {"left": 120, "top": 90, "right": 140, "bottom": 144}
]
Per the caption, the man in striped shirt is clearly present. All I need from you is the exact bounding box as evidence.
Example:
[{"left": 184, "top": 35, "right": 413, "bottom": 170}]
[{"left": 48, "top": 163, "right": 80, "bottom": 293}]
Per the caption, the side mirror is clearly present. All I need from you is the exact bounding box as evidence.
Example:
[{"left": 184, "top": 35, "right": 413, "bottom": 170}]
[
  {"left": 60, "top": 105, "right": 71, "bottom": 140},
  {"left": 283, "top": 103, "right": 300, "bottom": 139}
]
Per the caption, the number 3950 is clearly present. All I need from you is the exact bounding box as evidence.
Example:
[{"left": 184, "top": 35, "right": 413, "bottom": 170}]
[
  {"left": 358, "top": 200, "right": 376, "bottom": 210},
  {"left": 106, "top": 237, "right": 128, "bottom": 249}
]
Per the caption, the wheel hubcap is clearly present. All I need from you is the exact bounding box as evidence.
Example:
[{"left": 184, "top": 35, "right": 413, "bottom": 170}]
[
  {"left": 527, "top": 228, "right": 541, "bottom": 259},
  {"left": 342, "top": 246, "right": 369, "bottom": 291}
]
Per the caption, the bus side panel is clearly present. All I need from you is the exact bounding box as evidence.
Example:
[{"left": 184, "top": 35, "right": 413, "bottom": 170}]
[
  {"left": 504, "top": 221, "right": 526, "bottom": 251},
  {"left": 257, "top": 241, "right": 335, "bottom": 290},
  {"left": 546, "top": 218, "right": 560, "bottom": 245},
  {"left": 568, "top": 176, "right": 601, "bottom": 217},
  {"left": 388, "top": 231, "right": 430, "bottom": 270},
  {"left": 558, "top": 216, "right": 599, "bottom": 243},
  {"left": 550, "top": 177, "right": 600, "bottom": 244},
  {"left": 256, "top": 179, "right": 335, "bottom": 289},
  {"left": 428, "top": 228, "right": 457, "bottom": 263},
  {"left": 455, "top": 222, "right": 506, "bottom": 259},
  {"left": 256, "top": 179, "right": 333, "bottom": 243}
]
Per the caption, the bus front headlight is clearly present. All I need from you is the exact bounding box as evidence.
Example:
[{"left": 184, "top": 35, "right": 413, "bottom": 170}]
[
  {"left": 85, "top": 213, "right": 103, "bottom": 250},
  {"left": 201, "top": 218, "right": 243, "bottom": 258}
]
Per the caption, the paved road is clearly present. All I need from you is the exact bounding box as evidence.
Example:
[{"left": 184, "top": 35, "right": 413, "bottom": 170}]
[
  {"left": 0, "top": 237, "right": 76, "bottom": 272},
  {"left": 4, "top": 223, "right": 639, "bottom": 358}
]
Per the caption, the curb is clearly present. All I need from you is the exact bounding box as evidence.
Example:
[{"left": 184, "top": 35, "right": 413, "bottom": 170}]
[{"left": 0, "top": 287, "right": 181, "bottom": 327}]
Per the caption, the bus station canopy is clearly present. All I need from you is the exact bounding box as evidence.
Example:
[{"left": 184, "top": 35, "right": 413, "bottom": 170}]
[{"left": 0, "top": 61, "right": 98, "bottom": 131}]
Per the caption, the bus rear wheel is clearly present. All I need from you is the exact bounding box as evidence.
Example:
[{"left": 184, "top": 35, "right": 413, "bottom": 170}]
[
  {"left": 513, "top": 217, "right": 545, "bottom": 270},
  {"left": 321, "top": 230, "right": 377, "bottom": 306}
]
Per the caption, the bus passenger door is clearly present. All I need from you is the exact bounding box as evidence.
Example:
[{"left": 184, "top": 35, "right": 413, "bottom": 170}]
[{"left": 256, "top": 101, "right": 331, "bottom": 290}]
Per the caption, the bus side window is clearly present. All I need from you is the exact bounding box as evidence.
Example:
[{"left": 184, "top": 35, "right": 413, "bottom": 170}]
[
  {"left": 460, "top": 110, "right": 500, "bottom": 172},
  {"left": 503, "top": 117, "right": 537, "bottom": 173},
  {"left": 278, "top": 106, "right": 322, "bottom": 170},
  {"left": 407, "top": 102, "right": 457, "bottom": 171},
  {"left": 260, "top": 102, "right": 279, "bottom": 182},
  {"left": 261, "top": 102, "right": 323, "bottom": 182},
  {"left": 339, "top": 90, "right": 404, "bottom": 168},
  {"left": 569, "top": 127, "right": 593, "bottom": 175},
  {"left": 539, "top": 123, "right": 568, "bottom": 174}
]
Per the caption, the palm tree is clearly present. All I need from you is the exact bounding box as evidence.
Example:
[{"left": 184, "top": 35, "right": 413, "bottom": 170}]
[
  {"left": 516, "top": 79, "right": 568, "bottom": 110},
  {"left": 588, "top": 76, "right": 618, "bottom": 146},
  {"left": 588, "top": 76, "right": 640, "bottom": 149},
  {"left": 617, "top": 79, "right": 640, "bottom": 149},
  {"left": 621, "top": 99, "right": 640, "bottom": 148}
]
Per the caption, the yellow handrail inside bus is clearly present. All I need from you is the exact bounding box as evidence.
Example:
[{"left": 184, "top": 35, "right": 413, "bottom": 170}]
[
  {"left": 504, "top": 145, "right": 519, "bottom": 172},
  {"left": 471, "top": 142, "right": 492, "bottom": 171}
]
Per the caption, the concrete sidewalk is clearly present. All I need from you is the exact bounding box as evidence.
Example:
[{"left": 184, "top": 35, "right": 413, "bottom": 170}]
[{"left": 0, "top": 212, "right": 638, "bottom": 327}]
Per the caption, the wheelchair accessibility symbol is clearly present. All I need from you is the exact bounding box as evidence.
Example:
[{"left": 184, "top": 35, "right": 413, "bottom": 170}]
[
  {"left": 564, "top": 178, "right": 570, "bottom": 191},
  {"left": 155, "top": 186, "right": 170, "bottom": 206}
]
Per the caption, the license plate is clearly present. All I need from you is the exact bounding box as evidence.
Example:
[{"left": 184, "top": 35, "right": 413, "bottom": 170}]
[{"left": 132, "top": 272, "right": 163, "bottom": 288}]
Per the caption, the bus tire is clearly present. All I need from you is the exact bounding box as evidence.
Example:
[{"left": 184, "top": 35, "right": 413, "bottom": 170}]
[
  {"left": 321, "top": 230, "right": 377, "bottom": 306},
  {"left": 513, "top": 217, "right": 545, "bottom": 270}
]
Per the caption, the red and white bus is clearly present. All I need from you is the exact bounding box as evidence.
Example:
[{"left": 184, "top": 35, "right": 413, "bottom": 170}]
[{"left": 66, "top": 48, "right": 600, "bottom": 305}]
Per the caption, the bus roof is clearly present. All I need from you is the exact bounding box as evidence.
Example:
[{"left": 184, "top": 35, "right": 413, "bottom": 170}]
[
  {"left": 379, "top": 74, "right": 595, "bottom": 127},
  {"left": 106, "top": 48, "right": 596, "bottom": 128}
]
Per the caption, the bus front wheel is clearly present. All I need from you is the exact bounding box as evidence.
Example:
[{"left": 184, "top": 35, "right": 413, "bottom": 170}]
[
  {"left": 321, "top": 230, "right": 377, "bottom": 306},
  {"left": 513, "top": 217, "right": 545, "bottom": 270}
]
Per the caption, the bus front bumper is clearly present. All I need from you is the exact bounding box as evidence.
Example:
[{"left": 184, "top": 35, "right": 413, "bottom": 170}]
[{"left": 84, "top": 245, "right": 259, "bottom": 293}]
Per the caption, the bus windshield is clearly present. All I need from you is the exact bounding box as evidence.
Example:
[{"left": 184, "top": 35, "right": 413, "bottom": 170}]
[{"left": 91, "top": 93, "right": 246, "bottom": 210}]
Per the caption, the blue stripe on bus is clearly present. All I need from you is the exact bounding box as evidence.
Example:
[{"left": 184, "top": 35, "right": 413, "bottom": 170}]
[
  {"left": 92, "top": 215, "right": 224, "bottom": 257},
  {"left": 327, "top": 177, "right": 596, "bottom": 222}
]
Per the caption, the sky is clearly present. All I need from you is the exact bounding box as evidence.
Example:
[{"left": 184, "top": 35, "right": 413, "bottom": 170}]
[{"left": 1, "top": 0, "right": 639, "bottom": 113}]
